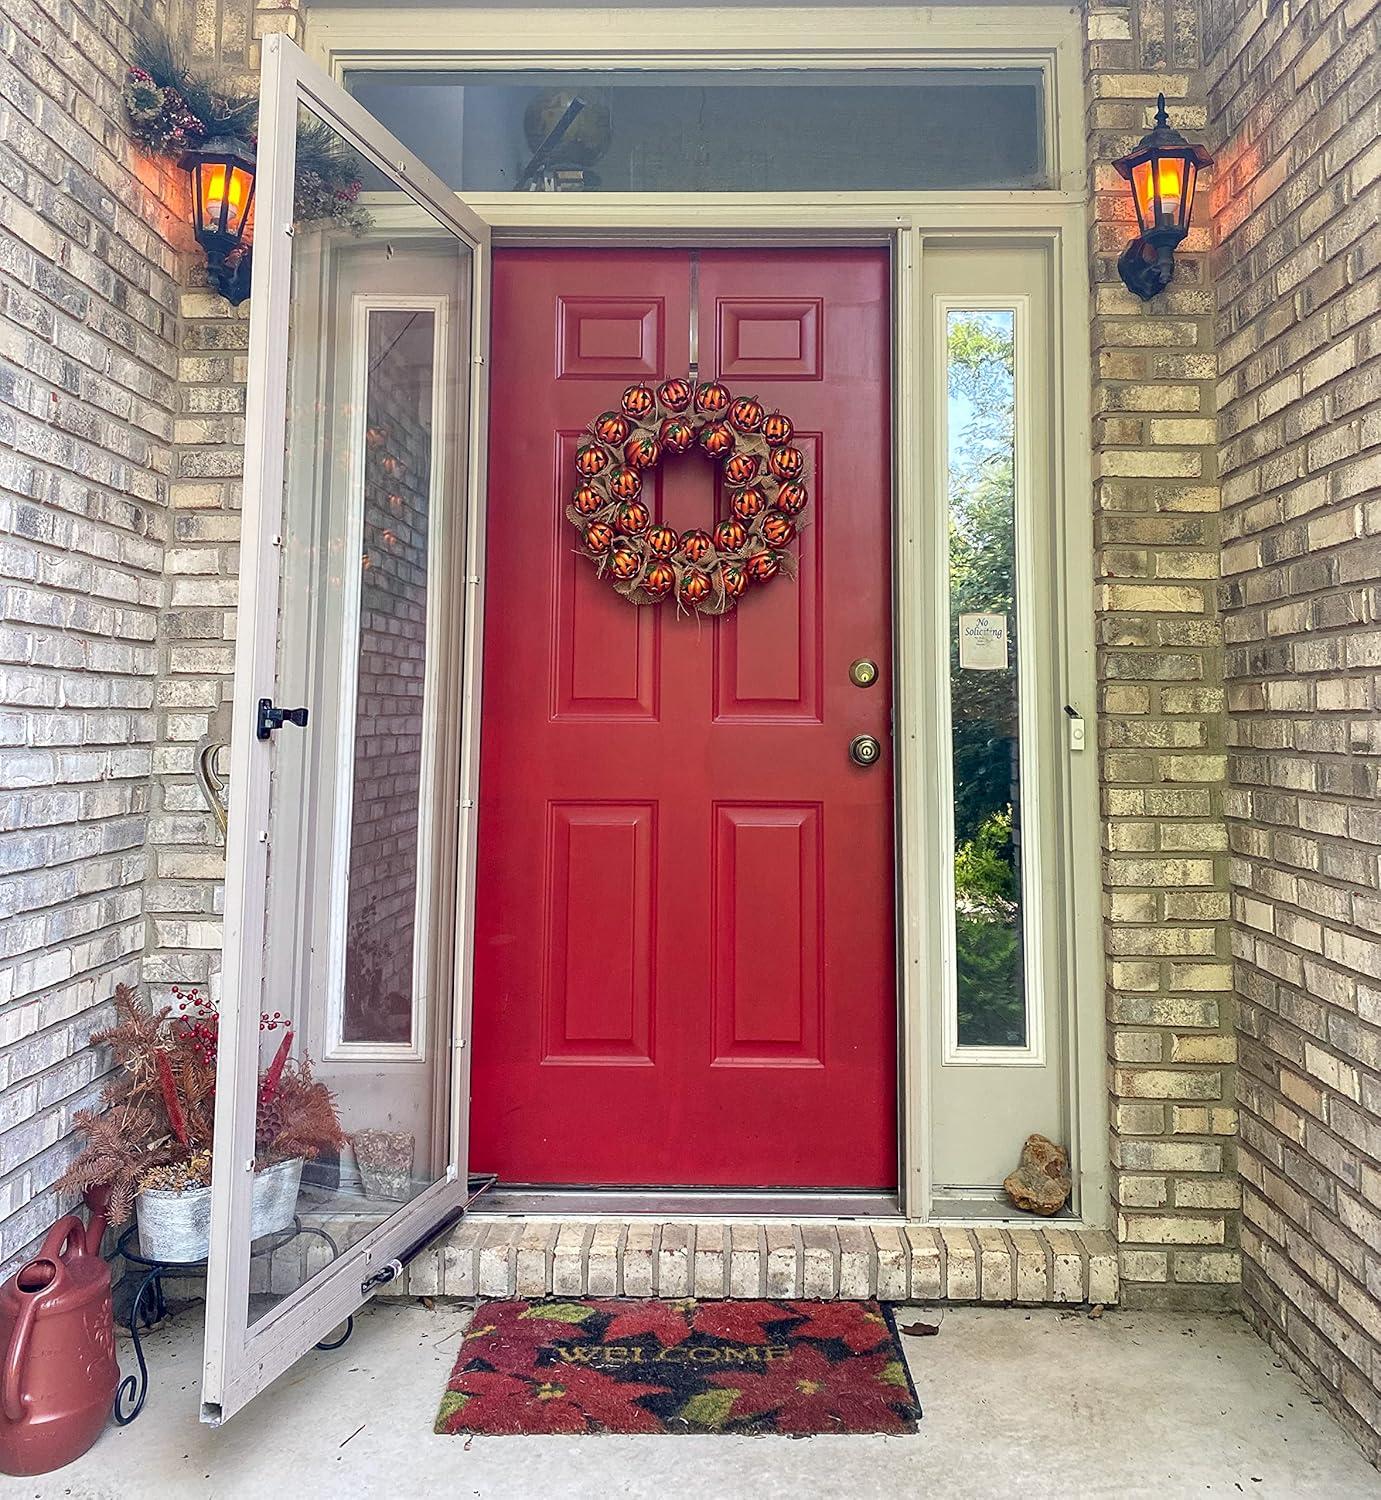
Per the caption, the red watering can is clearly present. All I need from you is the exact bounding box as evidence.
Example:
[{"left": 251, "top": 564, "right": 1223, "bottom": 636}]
[{"left": 0, "top": 1191, "right": 116, "bottom": 1476}]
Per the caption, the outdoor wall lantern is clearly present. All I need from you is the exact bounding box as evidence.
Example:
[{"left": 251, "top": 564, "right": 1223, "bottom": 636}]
[
  {"left": 180, "top": 134, "right": 257, "bottom": 306},
  {"left": 1112, "top": 94, "right": 1213, "bottom": 301}
]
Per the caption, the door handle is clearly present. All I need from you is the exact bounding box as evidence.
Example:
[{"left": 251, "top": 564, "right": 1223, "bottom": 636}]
[
  {"left": 256, "top": 698, "right": 310, "bottom": 740},
  {"left": 848, "top": 734, "right": 882, "bottom": 767}
]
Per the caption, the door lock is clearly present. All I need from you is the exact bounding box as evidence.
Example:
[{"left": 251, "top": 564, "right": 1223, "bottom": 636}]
[
  {"left": 256, "top": 698, "right": 310, "bottom": 740},
  {"left": 848, "top": 734, "right": 883, "bottom": 767},
  {"left": 849, "top": 658, "right": 879, "bottom": 688}
]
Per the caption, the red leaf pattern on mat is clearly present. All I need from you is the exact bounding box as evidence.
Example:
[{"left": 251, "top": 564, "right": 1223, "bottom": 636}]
[
  {"left": 782, "top": 1300, "right": 893, "bottom": 1352},
  {"left": 602, "top": 1299, "right": 696, "bottom": 1346},
  {"left": 692, "top": 1300, "right": 792, "bottom": 1345},
  {"left": 709, "top": 1344, "right": 910, "bottom": 1435}
]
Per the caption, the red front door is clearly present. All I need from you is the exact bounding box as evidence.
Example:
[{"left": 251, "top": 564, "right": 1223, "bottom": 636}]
[{"left": 471, "top": 248, "right": 895, "bottom": 1188}]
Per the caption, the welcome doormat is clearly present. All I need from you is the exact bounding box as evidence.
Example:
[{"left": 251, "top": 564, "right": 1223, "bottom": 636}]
[{"left": 435, "top": 1298, "right": 921, "bottom": 1436}]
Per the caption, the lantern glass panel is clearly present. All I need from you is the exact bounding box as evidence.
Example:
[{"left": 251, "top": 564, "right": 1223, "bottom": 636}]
[{"left": 198, "top": 160, "right": 254, "bottom": 239}]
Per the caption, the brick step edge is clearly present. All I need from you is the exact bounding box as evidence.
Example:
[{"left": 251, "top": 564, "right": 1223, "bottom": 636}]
[{"left": 368, "top": 1221, "right": 1119, "bottom": 1305}]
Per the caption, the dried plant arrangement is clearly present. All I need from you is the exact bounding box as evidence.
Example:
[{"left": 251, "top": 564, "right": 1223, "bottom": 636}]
[{"left": 58, "top": 984, "right": 346, "bottom": 1226}]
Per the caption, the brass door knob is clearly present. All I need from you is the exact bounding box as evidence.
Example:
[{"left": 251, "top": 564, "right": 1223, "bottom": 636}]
[{"left": 849, "top": 734, "right": 882, "bottom": 767}]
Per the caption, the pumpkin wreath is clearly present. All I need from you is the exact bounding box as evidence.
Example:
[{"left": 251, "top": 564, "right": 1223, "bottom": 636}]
[{"left": 566, "top": 378, "right": 808, "bottom": 616}]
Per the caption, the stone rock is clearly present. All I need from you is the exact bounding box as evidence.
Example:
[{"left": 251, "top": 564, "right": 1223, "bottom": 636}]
[{"left": 1004, "top": 1134, "right": 1072, "bottom": 1216}]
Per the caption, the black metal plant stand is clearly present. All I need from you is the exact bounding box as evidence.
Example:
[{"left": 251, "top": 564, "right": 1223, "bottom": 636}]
[{"left": 108, "top": 1217, "right": 353, "bottom": 1425}]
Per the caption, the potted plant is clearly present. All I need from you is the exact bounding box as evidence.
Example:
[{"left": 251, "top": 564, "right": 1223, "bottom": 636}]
[{"left": 58, "top": 985, "right": 345, "bottom": 1263}]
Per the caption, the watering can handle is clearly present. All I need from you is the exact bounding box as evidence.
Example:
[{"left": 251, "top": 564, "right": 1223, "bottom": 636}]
[
  {"left": 40, "top": 1214, "right": 88, "bottom": 1263},
  {"left": 2, "top": 1216, "right": 83, "bottom": 1423}
]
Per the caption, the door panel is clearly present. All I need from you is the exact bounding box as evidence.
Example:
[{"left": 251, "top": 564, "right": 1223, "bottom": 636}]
[
  {"left": 204, "top": 35, "right": 491, "bottom": 1424},
  {"left": 471, "top": 248, "right": 894, "bottom": 1190}
]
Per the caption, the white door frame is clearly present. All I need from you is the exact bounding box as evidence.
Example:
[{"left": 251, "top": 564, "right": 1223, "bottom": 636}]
[
  {"left": 302, "top": 6, "right": 1107, "bottom": 1228},
  {"left": 204, "top": 34, "right": 493, "bottom": 1424}
]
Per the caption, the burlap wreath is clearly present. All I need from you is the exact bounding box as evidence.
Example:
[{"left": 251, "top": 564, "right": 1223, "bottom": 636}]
[{"left": 565, "top": 378, "right": 808, "bottom": 617}]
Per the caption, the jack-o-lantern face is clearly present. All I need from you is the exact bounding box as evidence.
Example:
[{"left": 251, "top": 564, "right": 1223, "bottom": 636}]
[
  {"left": 761, "top": 412, "right": 794, "bottom": 446},
  {"left": 624, "top": 433, "right": 661, "bottom": 470},
  {"left": 746, "top": 550, "right": 780, "bottom": 582},
  {"left": 594, "top": 411, "right": 630, "bottom": 445},
  {"left": 644, "top": 561, "right": 675, "bottom": 597},
  {"left": 774, "top": 481, "right": 808, "bottom": 515},
  {"left": 659, "top": 418, "right": 696, "bottom": 454},
  {"left": 732, "top": 485, "right": 768, "bottom": 521},
  {"left": 729, "top": 397, "right": 765, "bottom": 433},
  {"left": 615, "top": 500, "right": 650, "bottom": 535},
  {"left": 680, "top": 567, "right": 712, "bottom": 603},
  {"left": 694, "top": 381, "right": 730, "bottom": 414},
  {"left": 700, "top": 421, "right": 735, "bottom": 457},
  {"left": 720, "top": 563, "right": 748, "bottom": 599},
  {"left": 621, "top": 384, "right": 656, "bottom": 418},
  {"left": 646, "top": 525, "right": 678, "bottom": 557},
  {"left": 572, "top": 484, "right": 605, "bottom": 516},
  {"left": 713, "top": 518, "right": 747, "bottom": 552},
  {"left": 583, "top": 521, "right": 614, "bottom": 554},
  {"left": 724, "top": 452, "right": 760, "bottom": 486},
  {"left": 680, "top": 529, "right": 713, "bottom": 563},
  {"left": 760, "top": 512, "right": 795, "bottom": 547},
  {"left": 657, "top": 378, "right": 693, "bottom": 411},
  {"left": 768, "top": 444, "right": 804, "bottom": 480},
  {"left": 607, "top": 466, "right": 642, "bottom": 499},
  {"left": 575, "top": 443, "right": 609, "bottom": 477},
  {"left": 609, "top": 543, "right": 641, "bottom": 579}
]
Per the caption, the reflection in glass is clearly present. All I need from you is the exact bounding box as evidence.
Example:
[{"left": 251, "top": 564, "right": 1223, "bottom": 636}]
[
  {"left": 348, "top": 69, "right": 1048, "bottom": 193},
  {"left": 343, "top": 310, "right": 437, "bottom": 1046},
  {"left": 947, "top": 309, "right": 1026, "bottom": 1048},
  {"left": 244, "top": 104, "right": 469, "bottom": 1326}
]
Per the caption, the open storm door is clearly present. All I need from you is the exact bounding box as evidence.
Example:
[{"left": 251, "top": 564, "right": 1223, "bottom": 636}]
[{"left": 201, "top": 35, "right": 492, "bottom": 1423}]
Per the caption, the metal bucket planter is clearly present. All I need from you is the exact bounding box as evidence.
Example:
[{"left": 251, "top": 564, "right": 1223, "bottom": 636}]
[{"left": 135, "top": 1158, "right": 304, "bottom": 1263}]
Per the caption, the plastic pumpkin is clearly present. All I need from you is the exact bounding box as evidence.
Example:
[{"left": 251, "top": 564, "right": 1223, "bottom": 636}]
[
  {"left": 657, "top": 378, "right": 693, "bottom": 411},
  {"left": 621, "top": 385, "right": 656, "bottom": 418},
  {"left": 694, "top": 381, "right": 730, "bottom": 414},
  {"left": 659, "top": 417, "right": 696, "bottom": 454},
  {"left": 761, "top": 412, "right": 794, "bottom": 446},
  {"left": 646, "top": 525, "right": 678, "bottom": 557},
  {"left": 680, "top": 529, "right": 713, "bottom": 563},
  {"left": 713, "top": 518, "right": 747, "bottom": 552},
  {"left": 607, "top": 466, "right": 642, "bottom": 499},
  {"left": 699, "top": 422, "right": 735, "bottom": 457},
  {"left": 644, "top": 561, "right": 676, "bottom": 596},
  {"left": 746, "top": 550, "right": 780, "bottom": 582},
  {"left": 572, "top": 484, "right": 605, "bottom": 515},
  {"left": 731, "top": 485, "right": 768, "bottom": 521},
  {"left": 761, "top": 512, "right": 796, "bottom": 546},
  {"left": 583, "top": 521, "right": 614, "bottom": 554},
  {"left": 729, "top": 397, "right": 765, "bottom": 433},
  {"left": 594, "top": 411, "right": 630, "bottom": 444},
  {"left": 615, "top": 500, "right": 650, "bottom": 535},
  {"left": 680, "top": 567, "right": 712, "bottom": 604},
  {"left": 575, "top": 443, "right": 609, "bottom": 477},
  {"left": 768, "top": 445, "right": 804, "bottom": 480},
  {"left": 724, "top": 452, "right": 760, "bottom": 486},
  {"left": 774, "top": 481, "right": 808, "bottom": 515},
  {"left": 624, "top": 432, "right": 661, "bottom": 470},
  {"left": 609, "top": 542, "right": 641, "bottom": 579}
]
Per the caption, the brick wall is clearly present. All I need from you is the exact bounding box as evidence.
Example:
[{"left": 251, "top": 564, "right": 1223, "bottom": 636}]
[
  {"left": 0, "top": 0, "right": 185, "bottom": 1270},
  {"left": 145, "top": 3, "right": 304, "bottom": 1013},
  {"left": 1084, "top": 0, "right": 1239, "bottom": 1307},
  {"left": 1206, "top": 0, "right": 1381, "bottom": 1464}
]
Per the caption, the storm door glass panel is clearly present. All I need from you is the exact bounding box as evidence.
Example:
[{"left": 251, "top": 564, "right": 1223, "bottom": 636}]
[
  {"left": 339, "top": 307, "right": 438, "bottom": 1048},
  {"left": 945, "top": 308, "right": 1029, "bottom": 1051},
  {"left": 348, "top": 68, "right": 1048, "bottom": 192},
  {"left": 248, "top": 100, "right": 470, "bottom": 1330}
]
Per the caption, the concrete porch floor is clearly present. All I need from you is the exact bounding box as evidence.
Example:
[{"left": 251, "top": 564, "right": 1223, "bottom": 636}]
[{"left": 32, "top": 1302, "right": 1377, "bottom": 1499}]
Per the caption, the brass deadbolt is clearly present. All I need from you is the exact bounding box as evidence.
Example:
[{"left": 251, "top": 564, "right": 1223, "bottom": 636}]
[{"left": 849, "top": 658, "right": 879, "bottom": 688}]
